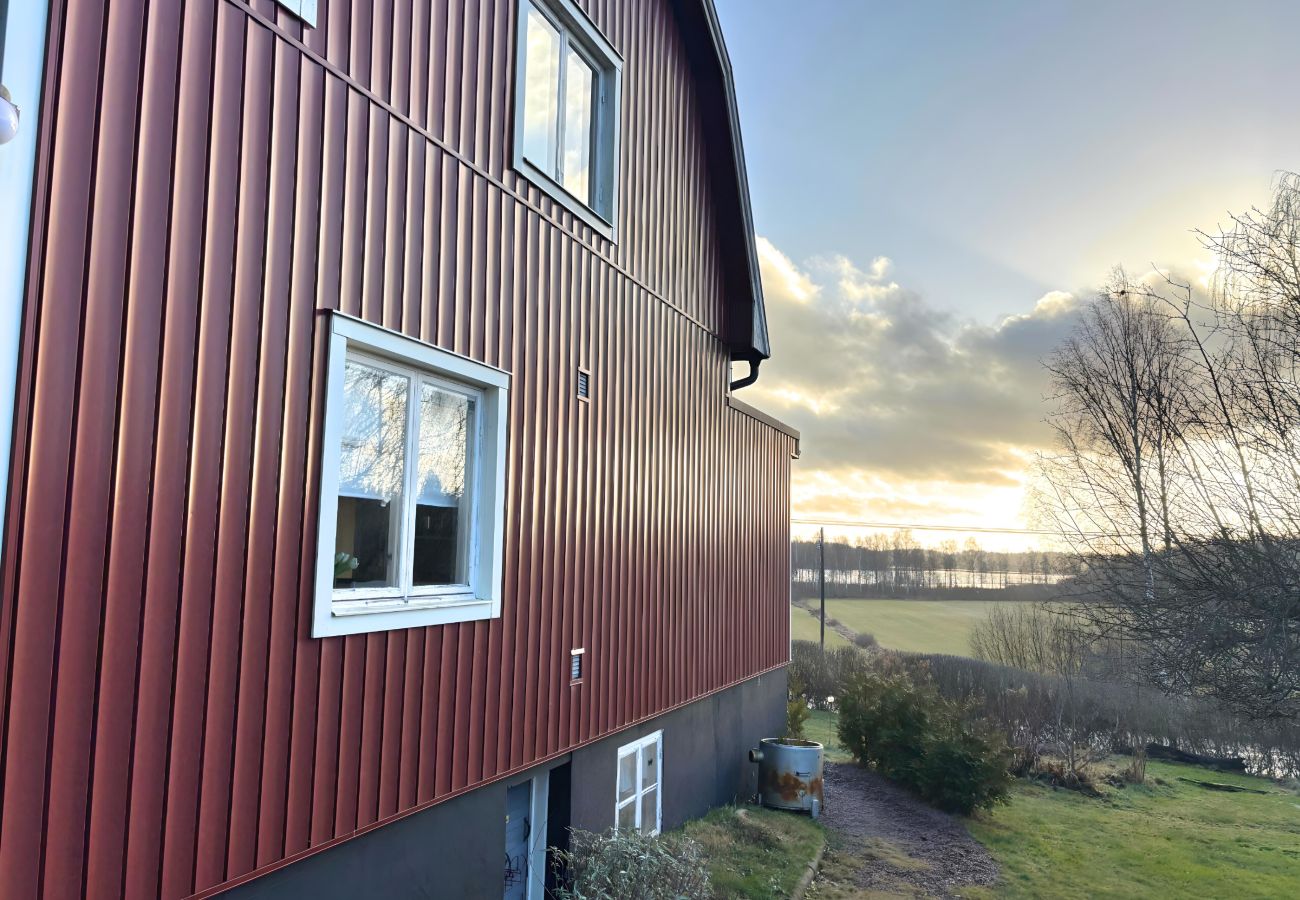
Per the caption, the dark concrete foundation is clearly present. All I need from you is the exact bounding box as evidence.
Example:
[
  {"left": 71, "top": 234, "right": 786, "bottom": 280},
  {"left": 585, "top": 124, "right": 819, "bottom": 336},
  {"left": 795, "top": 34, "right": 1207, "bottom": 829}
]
[{"left": 223, "top": 668, "right": 786, "bottom": 899}]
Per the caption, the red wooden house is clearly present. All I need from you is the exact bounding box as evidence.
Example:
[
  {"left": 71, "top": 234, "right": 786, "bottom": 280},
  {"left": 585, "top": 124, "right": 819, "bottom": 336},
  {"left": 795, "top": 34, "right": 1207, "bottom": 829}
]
[{"left": 0, "top": 0, "right": 797, "bottom": 897}]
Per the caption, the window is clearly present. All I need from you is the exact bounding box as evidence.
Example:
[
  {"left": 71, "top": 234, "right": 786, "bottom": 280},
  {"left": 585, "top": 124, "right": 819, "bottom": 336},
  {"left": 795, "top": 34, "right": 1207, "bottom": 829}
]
[
  {"left": 513, "top": 0, "right": 621, "bottom": 238},
  {"left": 314, "top": 314, "right": 509, "bottom": 637},
  {"left": 273, "top": 0, "right": 317, "bottom": 27},
  {"left": 615, "top": 731, "right": 662, "bottom": 836}
]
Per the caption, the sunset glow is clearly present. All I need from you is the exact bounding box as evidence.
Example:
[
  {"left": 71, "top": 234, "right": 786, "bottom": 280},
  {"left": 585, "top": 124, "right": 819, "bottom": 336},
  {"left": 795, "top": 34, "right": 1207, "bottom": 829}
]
[{"left": 717, "top": 0, "right": 1300, "bottom": 551}]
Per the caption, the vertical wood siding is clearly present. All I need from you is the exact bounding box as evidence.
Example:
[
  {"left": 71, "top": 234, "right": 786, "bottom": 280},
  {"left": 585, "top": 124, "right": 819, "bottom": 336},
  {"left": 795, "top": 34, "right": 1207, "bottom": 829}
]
[{"left": 0, "top": 1, "right": 795, "bottom": 897}]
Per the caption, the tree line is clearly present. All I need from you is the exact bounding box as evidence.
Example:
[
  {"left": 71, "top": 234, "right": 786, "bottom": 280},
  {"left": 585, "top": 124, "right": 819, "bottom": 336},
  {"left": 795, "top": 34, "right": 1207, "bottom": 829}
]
[{"left": 791, "top": 530, "right": 1075, "bottom": 598}]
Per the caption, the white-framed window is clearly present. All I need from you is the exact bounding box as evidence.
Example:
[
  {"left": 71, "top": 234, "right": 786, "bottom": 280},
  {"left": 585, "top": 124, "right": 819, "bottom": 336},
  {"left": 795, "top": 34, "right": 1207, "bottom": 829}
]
[
  {"left": 615, "top": 731, "right": 662, "bottom": 836},
  {"left": 313, "top": 314, "right": 509, "bottom": 637},
  {"left": 513, "top": 0, "right": 621, "bottom": 239},
  {"left": 273, "top": 0, "right": 317, "bottom": 27}
]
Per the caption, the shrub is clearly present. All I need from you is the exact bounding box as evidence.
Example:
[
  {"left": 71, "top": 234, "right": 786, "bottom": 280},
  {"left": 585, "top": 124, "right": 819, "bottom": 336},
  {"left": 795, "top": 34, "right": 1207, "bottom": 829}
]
[
  {"left": 853, "top": 632, "right": 879, "bottom": 650},
  {"left": 1122, "top": 749, "right": 1147, "bottom": 785},
  {"left": 550, "top": 829, "right": 711, "bottom": 900},
  {"left": 789, "top": 641, "right": 868, "bottom": 709},
  {"left": 837, "top": 669, "right": 1011, "bottom": 814},
  {"left": 786, "top": 697, "right": 810, "bottom": 740},
  {"left": 786, "top": 674, "right": 810, "bottom": 739},
  {"left": 917, "top": 725, "right": 1017, "bottom": 813},
  {"left": 895, "top": 651, "right": 1300, "bottom": 779}
]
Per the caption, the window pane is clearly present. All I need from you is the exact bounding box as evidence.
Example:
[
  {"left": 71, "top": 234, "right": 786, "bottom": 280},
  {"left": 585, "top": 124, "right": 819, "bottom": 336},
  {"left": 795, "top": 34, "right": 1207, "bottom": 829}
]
[
  {"left": 335, "top": 360, "right": 408, "bottom": 589},
  {"left": 643, "top": 739, "right": 658, "bottom": 788},
  {"left": 413, "top": 383, "right": 474, "bottom": 586},
  {"left": 617, "top": 799, "right": 636, "bottom": 832},
  {"left": 521, "top": 6, "right": 560, "bottom": 176},
  {"left": 561, "top": 48, "right": 594, "bottom": 202},
  {"left": 639, "top": 787, "right": 657, "bottom": 835},
  {"left": 617, "top": 751, "right": 637, "bottom": 803}
]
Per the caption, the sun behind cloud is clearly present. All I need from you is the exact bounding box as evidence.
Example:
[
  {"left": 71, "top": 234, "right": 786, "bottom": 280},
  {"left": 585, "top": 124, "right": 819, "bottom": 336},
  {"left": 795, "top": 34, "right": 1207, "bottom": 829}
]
[{"left": 750, "top": 237, "right": 1082, "bottom": 548}]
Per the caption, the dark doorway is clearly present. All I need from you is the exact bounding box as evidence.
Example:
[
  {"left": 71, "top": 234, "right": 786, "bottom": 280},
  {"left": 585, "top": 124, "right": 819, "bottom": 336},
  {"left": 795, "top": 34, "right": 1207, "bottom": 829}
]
[{"left": 545, "top": 762, "right": 572, "bottom": 894}]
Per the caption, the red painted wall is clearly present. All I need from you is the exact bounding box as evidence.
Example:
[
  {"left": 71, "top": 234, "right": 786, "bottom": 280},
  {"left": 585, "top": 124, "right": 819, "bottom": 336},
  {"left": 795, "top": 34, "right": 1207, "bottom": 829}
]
[{"left": 0, "top": 1, "right": 795, "bottom": 897}]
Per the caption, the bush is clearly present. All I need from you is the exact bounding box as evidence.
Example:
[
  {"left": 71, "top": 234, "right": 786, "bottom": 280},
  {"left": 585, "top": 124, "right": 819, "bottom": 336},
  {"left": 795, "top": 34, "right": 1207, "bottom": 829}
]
[
  {"left": 837, "top": 669, "right": 1012, "bottom": 814},
  {"left": 896, "top": 651, "right": 1300, "bottom": 779},
  {"left": 786, "top": 697, "right": 810, "bottom": 740},
  {"left": 786, "top": 674, "right": 810, "bottom": 739},
  {"left": 853, "top": 632, "right": 879, "bottom": 650},
  {"left": 1122, "top": 749, "right": 1147, "bottom": 785},
  {"left": 550, "top": 829, "right": 711, "bottom": 900},
  {"left": 788, "top": 641, "right": 868, "bottom": 710}
]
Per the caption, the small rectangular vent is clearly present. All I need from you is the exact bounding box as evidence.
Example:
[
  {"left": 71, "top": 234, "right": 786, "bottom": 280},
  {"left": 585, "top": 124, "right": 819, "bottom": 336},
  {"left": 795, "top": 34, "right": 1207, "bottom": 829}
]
[
  {"left": 576, "top": 368, "right": 590, "bottom": 400},
  {"left": 570, "top": 649, "right": 585, "bottom": 682}
]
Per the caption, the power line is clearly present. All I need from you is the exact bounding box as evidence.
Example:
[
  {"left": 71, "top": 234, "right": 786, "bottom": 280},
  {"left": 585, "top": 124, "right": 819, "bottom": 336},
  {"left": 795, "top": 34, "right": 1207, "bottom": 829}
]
[{"left": 791, "top": 517, "right": 1085, "bottom": 536}]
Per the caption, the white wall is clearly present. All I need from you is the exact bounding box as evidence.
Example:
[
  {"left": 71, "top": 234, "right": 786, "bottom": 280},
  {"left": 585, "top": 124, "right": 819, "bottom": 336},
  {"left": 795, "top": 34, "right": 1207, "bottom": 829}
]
[{"left": 0, "top": 2, "right": 50, "bottom": 557}]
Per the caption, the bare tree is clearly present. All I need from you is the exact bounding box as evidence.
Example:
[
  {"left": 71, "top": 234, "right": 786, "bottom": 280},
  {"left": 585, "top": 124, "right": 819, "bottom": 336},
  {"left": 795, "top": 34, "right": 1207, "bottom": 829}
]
[{"left": 1040, "top": 174, "right": 1300, "bottom": 720}]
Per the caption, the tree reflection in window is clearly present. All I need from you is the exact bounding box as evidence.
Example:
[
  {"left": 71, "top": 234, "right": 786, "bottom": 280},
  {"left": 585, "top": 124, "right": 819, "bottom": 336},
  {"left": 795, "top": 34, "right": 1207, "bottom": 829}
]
[
  {"left": 414, "top": 384, "right": 474, "bottom": 586},
  {"left": 335, "top": 361, "right": 408, "bottom": 588}
]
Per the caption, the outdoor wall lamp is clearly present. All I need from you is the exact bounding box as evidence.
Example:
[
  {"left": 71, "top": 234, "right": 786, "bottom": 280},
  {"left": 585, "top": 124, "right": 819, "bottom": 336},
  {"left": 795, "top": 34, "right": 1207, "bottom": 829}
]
[{"left": 0, "top": 86, "right": 19, "bottom": 145}]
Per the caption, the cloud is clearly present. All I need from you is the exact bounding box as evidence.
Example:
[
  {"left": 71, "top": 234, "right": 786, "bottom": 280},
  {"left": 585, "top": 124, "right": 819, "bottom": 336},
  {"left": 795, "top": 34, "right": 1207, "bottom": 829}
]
[
  {"left": 748, "top": 238, "right": 1086, "bottom": 530},
  {"left": 807, "top": 252, "right": 896, "bottom": 301},
  {"left": 754, "top": 237, "right": 819, "bottom": 305}
]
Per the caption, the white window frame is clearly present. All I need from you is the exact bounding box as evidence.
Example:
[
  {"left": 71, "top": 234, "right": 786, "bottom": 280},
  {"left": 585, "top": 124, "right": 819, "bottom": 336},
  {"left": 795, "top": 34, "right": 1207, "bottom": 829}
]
[
  {"left": 313, "top": 314, "right": 509, "bottom": 637},
  {"left": 614, "top": 730, "right": 662, "bottom": 836},
  {"left": 512, "top": 0, "right": 622, "bottom": 241}
]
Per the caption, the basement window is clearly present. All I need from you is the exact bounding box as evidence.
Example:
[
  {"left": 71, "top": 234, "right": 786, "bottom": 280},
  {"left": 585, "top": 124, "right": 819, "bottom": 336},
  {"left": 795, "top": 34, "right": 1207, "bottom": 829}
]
[
  {"left": 313, "top": 314, "right": 509, "bottom": 637},
  {"left": 615, "top": 731, "right": 662, "bottom": 836},
  {"left": 513, "top": 0, "right": 621, "bottom": 239}
]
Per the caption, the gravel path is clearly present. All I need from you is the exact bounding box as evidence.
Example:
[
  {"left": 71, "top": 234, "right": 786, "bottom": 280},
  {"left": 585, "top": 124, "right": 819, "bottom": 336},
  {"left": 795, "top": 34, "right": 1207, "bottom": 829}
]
[{"left": 817, "top": 762, "right": 1000, "bottom": 897}]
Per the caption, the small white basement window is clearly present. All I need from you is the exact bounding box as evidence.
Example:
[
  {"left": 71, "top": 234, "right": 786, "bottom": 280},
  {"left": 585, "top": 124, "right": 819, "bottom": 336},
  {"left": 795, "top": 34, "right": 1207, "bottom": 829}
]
[
  {"left": 615, "top": 731, "right": 662, "bottom": 836},
  {"left": 313, "top": 314, "right": 509, "bottom": 637},
  {"left": 513, "top": 0, "right": 621, "bottom": 238}
]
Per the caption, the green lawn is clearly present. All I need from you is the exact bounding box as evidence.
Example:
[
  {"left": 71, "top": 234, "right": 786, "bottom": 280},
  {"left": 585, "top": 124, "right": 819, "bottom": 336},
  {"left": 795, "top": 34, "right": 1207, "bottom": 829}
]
[
  {"left": 822, "top": 598, "right": 1027, "bottom": 656},
  {"left": 966, "top": 760, "right": 1300, "bottom": 899},
  {"left": 803, "top": 708, "right": 852, "bottom": 762},
  {"left": 680, "top": 805, "right": 824, "bottom": 898},
  {"left": 790, "top": 604, "right": 852, "bottom": 649}
]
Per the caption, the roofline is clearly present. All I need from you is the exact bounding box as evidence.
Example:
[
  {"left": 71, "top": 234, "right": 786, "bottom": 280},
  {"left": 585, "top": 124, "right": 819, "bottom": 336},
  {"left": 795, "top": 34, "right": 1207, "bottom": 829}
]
[
  {"left": 675, "top": 0, "right": 771, "bottom": 364},
  {"left": 697, "top": 0, "right": 769, "bottom": 362}
]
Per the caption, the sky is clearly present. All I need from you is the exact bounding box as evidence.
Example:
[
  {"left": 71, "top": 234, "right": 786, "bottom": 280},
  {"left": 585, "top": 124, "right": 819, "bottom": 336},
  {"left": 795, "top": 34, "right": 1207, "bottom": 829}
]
[{"left": 714, "top": 0, "right": 1300, "bottom": 549}]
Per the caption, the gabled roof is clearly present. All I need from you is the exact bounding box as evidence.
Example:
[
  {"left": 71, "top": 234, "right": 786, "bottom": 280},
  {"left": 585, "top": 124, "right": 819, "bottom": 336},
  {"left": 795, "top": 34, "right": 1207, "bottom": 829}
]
[{"left": 669, "top": 0, "right": 771, "bottom": 367}]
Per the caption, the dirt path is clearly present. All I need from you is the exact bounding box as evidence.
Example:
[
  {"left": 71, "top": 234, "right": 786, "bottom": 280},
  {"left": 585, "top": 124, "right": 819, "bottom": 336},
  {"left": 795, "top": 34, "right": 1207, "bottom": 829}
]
[
  {"left": 793, "top": 602, "right": 861, "bottom": 647},
  {"left": 810, "top": 762, "right": 999, "bottom": 898}
]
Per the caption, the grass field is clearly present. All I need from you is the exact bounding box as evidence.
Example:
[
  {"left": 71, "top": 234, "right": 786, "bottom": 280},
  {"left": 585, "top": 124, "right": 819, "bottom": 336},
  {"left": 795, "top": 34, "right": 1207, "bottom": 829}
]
[
  {"left": 805, "top": 709, "right": 1300, "bottom": 898},
  {"left": 790, "top": 605, "right": 852, "bottom": 648},
  {"left": 821, "top": 598, "right": 1023, "bottom": 656},
  {"left": 804, "top": 708, "right": 853, "bottom": 762},
  {"left": 966, "top": 759, "right": 1300, "bottom": 899},
  {"left": 680, "top": 805, "right": 824, "bottom": 898}
]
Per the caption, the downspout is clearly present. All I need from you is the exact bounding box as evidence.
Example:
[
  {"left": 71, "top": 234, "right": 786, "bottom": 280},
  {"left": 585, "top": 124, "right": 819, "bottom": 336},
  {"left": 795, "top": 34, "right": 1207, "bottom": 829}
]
[{"left": 729, "top": 355, "right": 761, "bottom": 391}]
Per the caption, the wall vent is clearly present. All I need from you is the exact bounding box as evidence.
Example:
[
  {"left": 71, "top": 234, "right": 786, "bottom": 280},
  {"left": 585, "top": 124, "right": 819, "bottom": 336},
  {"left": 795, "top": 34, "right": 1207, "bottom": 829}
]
[
  {"left": 570, "top": 648, "right": 585, "bottom": 682},
  {"left": 576, "top": 368, "right": 590, "bottom": 400}
]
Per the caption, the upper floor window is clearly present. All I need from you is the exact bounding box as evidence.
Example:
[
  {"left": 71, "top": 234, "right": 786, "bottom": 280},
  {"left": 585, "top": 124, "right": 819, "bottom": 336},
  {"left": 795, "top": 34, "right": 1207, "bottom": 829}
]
[
  {"left": 273, "top": 0, "right": 317, "bottom": 27},
  {"left": 514, "top": 0, "right": 621, "bottom": 239},
  {"left": 313, "top": 314, "right": 509, "bottom": 637}
]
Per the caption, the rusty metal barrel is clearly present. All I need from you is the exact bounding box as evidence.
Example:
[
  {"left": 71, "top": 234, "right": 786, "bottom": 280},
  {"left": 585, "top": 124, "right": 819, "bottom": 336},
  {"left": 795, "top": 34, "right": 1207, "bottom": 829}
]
[{"left": 749, "top": 738, "right": 824, "bottom": 818}]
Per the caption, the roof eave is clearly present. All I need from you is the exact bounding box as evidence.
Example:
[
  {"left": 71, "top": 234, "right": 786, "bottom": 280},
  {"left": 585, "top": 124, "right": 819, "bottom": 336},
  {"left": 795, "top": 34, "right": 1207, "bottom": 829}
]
[{"left": 673, "top": 0, "right": 771, "bottom": 364}]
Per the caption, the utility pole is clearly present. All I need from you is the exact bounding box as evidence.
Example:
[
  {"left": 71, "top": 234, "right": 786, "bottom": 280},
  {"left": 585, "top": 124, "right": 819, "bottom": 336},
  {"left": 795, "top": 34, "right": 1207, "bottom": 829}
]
[{"left": 819, "top": 527, "right": 826, "bottom": 652}]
